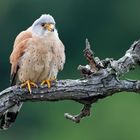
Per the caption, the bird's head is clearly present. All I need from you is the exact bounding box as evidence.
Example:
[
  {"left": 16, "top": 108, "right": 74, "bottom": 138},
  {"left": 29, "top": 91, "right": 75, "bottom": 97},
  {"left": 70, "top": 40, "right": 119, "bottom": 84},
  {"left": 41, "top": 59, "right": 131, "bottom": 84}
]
[{"left": 32, "top": 14, "right": 56, "bottom": 36}]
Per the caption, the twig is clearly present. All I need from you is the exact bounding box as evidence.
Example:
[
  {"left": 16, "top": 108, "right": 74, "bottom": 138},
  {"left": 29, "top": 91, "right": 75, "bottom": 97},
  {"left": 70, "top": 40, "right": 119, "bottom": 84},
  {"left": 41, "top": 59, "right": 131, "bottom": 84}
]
[{"left": 64, "top": 104, "right": 91, "bottom": 123}]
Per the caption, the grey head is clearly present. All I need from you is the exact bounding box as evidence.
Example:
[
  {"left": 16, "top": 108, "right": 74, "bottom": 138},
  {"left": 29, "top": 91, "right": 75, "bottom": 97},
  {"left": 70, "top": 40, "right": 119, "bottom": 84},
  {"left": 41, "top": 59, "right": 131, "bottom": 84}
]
[{"left": 32, "top": 14, "right": 56, "bottom": 36}]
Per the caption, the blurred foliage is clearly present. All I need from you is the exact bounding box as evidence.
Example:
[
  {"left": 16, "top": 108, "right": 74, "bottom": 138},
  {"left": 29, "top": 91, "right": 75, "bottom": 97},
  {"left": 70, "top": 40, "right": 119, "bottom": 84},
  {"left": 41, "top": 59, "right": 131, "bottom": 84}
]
[{"left": 0, "top": 0, "right": 140, "bottom": 140}]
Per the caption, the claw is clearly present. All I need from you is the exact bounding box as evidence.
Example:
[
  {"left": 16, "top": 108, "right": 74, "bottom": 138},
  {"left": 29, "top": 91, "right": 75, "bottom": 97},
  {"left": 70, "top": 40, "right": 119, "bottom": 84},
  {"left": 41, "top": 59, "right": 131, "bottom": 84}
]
[
  {"left": 41, "top": 80, "right": 51, "bottom": 88},
  {"left": 41, "top": 77, "right": 57, "bottom": 88},
  {"left": 21, "top": 80, "right": 38, "bottom": 93}
]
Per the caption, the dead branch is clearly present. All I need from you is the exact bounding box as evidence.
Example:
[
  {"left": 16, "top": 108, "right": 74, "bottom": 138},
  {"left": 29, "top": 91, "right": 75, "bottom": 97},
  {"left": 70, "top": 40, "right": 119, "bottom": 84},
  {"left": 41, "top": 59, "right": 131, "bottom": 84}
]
[{"left": 0, "top": 39, "right": 140, "bottom": 123}]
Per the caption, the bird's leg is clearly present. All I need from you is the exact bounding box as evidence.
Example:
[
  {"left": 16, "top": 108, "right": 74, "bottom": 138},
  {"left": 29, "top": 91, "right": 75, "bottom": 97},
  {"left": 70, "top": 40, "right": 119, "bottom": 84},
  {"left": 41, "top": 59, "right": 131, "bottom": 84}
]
[
  {"left": 21, "top": 80, "right": 38, "bottom": 93},
  {"left": 41, "top": 77, "right": 56, "bottom": 88}
]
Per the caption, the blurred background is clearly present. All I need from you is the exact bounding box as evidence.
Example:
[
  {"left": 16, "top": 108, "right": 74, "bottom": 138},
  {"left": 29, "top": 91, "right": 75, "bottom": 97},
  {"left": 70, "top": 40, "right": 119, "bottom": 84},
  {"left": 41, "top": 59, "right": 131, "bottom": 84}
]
[{"left": 0, "top": 0, "right": 140, "bottom": 139}]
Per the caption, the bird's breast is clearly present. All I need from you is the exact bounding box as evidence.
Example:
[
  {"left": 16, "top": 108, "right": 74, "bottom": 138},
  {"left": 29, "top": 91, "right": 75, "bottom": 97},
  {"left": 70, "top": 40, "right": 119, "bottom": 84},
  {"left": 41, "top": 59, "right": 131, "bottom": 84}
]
[{"left": 18, "top": 38, "right": 58, "bottom": 83}]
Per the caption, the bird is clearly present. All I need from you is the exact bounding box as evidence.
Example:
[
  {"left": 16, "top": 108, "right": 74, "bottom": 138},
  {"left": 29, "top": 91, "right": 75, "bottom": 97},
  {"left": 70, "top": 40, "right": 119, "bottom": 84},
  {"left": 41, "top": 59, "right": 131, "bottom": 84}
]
[{"left": 0, "top": 14, "right": 65, "bottom": 130}]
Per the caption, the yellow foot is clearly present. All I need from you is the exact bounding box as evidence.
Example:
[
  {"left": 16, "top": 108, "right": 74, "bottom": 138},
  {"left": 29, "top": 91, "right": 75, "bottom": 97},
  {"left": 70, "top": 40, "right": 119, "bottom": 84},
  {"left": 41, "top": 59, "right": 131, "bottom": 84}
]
[
  {"left": 41, "top": 80, "right": 51, "bottom": 88},
  {"left": 21, "top": 80, "right": 38, "bottom": 93},
  {"left": 41, "top": 78, "right": 56, "bottom": 88}
]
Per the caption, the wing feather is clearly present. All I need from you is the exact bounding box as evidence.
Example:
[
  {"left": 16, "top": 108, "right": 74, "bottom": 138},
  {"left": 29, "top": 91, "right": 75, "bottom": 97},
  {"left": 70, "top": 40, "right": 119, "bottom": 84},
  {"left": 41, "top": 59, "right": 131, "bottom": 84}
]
[
  {"left": 57, "top": 40, "right": 65, "bottom": 70},
  {"left": 10, "top": 30, "right": 32, "bottom": 85}
]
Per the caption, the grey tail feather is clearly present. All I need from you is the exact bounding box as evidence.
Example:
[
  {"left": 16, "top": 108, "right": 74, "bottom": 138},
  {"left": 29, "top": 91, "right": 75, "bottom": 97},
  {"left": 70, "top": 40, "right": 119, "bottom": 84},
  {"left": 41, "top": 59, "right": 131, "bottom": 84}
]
[
  {"left": 2, "top": 63, "right": 21, "bottom": 130},
  {"left": 0, "top": 103, "right": 23, "bottom": 130}
]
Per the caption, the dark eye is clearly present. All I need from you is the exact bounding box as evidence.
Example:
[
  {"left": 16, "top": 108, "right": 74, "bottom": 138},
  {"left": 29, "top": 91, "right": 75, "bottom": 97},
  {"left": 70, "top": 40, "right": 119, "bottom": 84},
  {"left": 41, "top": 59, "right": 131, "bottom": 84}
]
[{"left": 41, "top": 23, "right": 45, "bottom": 27}]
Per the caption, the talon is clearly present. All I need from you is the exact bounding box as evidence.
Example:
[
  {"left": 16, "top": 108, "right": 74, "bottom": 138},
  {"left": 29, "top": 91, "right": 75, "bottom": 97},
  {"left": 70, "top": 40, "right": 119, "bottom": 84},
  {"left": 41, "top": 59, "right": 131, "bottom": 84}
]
[
  {"left": 41, "top": 77, "right": 57, "bottom": 88},
  {"left": 41, "top": 80, "right": 51, "bottom": 88},
  {"left": 21, "top": 80, "right": 38, "bottom": 93}
]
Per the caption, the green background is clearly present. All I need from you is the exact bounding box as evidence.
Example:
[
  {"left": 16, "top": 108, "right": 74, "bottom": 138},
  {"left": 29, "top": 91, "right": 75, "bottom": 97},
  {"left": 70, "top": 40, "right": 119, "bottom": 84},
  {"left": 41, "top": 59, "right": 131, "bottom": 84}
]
[{"left": 0, "top": 0, "right": 140, "bottom": 140}]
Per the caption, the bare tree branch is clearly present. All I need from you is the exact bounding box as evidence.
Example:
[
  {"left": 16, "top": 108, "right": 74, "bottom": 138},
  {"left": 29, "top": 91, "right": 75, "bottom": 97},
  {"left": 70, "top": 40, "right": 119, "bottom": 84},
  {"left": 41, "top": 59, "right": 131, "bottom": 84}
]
[{"left": 0, "top": 39, "right": 140, "bottom": 123}]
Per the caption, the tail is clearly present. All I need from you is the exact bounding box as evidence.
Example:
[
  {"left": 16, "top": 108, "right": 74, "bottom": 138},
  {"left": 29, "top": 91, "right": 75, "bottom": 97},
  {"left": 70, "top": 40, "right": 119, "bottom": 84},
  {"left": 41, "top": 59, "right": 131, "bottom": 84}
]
[
  {"left": 1, "top": 61, "right": 23, "bottom": 130},
  {"left": 0, "top": 103, "right": 23, "bottom": 130}
]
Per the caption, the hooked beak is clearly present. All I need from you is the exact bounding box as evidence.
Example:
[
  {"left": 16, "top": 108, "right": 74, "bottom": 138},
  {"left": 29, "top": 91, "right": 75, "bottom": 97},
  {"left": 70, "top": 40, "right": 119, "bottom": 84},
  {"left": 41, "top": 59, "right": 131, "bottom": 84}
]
[{"left": 44, "top": 23, "right": 55, "bottom": 32}]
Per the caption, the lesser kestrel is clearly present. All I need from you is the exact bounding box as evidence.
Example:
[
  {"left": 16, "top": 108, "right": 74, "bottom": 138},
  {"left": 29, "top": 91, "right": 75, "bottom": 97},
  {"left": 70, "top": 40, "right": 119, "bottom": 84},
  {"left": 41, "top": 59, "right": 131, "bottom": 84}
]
[{"left": 0, "top": 14, "right": 65, "bottom": 130}]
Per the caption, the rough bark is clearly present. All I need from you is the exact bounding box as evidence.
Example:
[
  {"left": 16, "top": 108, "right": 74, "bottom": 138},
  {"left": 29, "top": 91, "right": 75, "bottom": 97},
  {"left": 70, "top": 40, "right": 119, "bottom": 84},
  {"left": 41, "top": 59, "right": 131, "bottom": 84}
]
[{"left": 0, "top": 39, "right": 140, "bottom": 123}]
